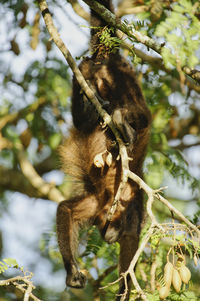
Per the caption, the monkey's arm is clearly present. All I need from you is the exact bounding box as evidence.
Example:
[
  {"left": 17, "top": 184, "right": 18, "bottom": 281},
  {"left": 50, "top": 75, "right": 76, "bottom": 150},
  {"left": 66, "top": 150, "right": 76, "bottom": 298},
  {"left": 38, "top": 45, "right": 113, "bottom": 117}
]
[{"left": 71, "top": 79, "right": 110, "bottom": 133}]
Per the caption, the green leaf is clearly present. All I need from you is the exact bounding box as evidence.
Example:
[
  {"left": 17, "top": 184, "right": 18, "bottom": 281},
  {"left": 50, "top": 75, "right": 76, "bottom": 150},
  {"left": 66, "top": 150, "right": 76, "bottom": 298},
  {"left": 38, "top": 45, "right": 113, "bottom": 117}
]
[
  {"left": 0, "top": 261, "right": 8, "bottom": 274},
  {"left": 3, "top": 258, "right": 19, "bottom": 268}
]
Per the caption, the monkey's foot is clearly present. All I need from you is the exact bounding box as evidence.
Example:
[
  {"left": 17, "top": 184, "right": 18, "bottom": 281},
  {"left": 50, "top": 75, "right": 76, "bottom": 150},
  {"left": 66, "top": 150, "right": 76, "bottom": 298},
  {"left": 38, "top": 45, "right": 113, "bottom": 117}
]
[
  {"left": 66, "top": 271, "right": 86, "bottom": 289},
  {"left": 104, "top": 225, "right": 121, "bottom": 244}
]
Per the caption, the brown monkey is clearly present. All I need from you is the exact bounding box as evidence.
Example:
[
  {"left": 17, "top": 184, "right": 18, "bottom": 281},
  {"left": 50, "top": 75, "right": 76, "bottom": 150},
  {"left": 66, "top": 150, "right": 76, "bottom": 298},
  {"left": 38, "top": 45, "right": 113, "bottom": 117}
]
[{"left": 56, "top": 0, "right": 151, "bottom": 300}]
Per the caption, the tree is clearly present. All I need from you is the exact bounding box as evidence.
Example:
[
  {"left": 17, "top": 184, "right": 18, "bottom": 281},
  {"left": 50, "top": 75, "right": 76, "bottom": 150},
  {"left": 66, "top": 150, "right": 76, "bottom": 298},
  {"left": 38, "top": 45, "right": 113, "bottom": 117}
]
[{"left": 0, "top": 0, "right": 200, "bottom": 300}]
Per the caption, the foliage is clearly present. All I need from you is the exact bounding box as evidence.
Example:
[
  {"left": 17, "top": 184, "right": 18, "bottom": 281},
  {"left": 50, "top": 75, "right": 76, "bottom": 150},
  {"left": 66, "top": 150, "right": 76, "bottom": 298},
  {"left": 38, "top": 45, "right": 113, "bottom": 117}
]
[
  {"left": 0, "top": 0, "right": 200, "bottom": 300},
  {"left": 0, "top": 258, "right": 19, "bottom": 273},
  {"left": 155, "top": 0, "right": 200, "bottom": 69},
  {"left": 99, "top": 27, "right": 121, "bottom": 50}
]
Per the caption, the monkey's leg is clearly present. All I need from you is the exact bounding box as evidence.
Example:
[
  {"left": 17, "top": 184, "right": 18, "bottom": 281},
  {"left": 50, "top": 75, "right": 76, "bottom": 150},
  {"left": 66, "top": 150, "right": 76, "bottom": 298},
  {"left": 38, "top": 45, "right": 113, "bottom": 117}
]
[
  {"left": 116, "top": 194, "right": 143, "bottom": 301},
  {"left": 116, "top": 234, "right": 139, "bottom": 301},
  {"left": 56, "top": 195, "right": 98, "bottom": 288}
]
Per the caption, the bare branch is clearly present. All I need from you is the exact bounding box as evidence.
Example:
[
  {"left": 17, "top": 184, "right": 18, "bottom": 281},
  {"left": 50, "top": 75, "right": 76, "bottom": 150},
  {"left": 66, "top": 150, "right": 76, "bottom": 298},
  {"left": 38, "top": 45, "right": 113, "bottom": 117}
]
[
  {"left": 0, "top": 275, "right": 41, "bottom": 301},
  {"left": 117, "top": 32, "right": 200, "bottom": 94},
  {"left": 116, "top": 5, "right": 149, "bottom": 18},
  {"left": 108, "top": 133, "right": 200, "bottom": 299},
  {"left": 66, "top": 0, "right": 89, "bottom": 21},
  {"left": 0, "top": 165, "right": 46, "bottom": 198}
]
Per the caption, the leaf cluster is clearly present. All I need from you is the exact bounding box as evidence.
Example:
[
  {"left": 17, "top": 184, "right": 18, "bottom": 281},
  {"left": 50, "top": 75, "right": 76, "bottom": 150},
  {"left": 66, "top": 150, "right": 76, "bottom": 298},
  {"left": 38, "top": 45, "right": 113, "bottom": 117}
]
[{"left": 155, "top": 0, "right": 200, "bottom": 69}]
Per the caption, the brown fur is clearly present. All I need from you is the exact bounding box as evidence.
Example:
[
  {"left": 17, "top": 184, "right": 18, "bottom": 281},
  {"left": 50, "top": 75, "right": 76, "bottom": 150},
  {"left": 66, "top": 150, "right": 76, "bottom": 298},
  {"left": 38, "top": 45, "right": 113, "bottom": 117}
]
[{"left": 56, "top": 1, "right": 151, "bottom": 300}]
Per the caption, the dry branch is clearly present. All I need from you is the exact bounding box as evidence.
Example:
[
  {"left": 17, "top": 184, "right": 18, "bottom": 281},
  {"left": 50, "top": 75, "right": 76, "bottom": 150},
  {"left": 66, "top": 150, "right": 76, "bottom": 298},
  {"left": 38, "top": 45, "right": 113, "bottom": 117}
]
[{"left": 0, "top": 275, "right": 41, "bottom": 301}]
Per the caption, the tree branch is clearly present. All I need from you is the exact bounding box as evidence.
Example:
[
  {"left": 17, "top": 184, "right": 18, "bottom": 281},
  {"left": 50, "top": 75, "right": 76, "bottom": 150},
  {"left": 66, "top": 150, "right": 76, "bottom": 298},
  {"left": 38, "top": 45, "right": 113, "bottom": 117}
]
[
  {"left": 0, "top": 275, "right": 41, "bottom": 301},
  {"left": 113, "top": 144, "right": 200, "bottom": 300},
  {"left": 0, "top": 165, "right": 45, "bottom": 199},
  {"left": 83, "top": 0, "right": 162, "bottom": 54},
  {"left": 183, "top": 67, "right": 200, "bottom": 83},
  {"left": 116, "top": 5, "right": 149, "bottom": 18},
  {"left": 66, "top": 0, "right": 89, "bottom": 22},
  {"left": 83, "top": 0, "right": 200, "bottom": 84}
]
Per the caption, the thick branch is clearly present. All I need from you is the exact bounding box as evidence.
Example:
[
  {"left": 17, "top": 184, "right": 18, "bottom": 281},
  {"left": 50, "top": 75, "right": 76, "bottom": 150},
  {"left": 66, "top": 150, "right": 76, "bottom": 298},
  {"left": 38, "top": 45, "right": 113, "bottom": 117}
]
[
  {"left": 0, "top": 164, "right": 65, "bottom": 201},
  {"left": 116, "top": 5, "right": 149, "bottom": 18},
  {"left": 83, "top": 0, "right": 200, "bottom": 84},
  {"left": 66, "top": 0, "right": 89, "bottom": 22},
  {"left": 39, "top": 0, "right": 110, "bottom": 124},
  {"left": 0, "top": 165, "right": 44, "bottom": 198},
  {"left": 83, "top": 0, "right": 162, "bottom": 54}
]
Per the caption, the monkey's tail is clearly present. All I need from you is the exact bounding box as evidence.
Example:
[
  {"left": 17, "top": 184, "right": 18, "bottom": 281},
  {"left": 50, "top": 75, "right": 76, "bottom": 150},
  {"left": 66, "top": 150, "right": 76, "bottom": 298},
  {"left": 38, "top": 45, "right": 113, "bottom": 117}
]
[{"left": 90, "top": 0, "right": 116, "bottom": 57}]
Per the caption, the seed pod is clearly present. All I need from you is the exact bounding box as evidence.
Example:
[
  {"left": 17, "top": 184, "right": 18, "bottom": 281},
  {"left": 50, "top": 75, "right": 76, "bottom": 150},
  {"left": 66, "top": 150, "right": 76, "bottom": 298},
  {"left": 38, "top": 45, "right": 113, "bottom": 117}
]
[
  {"left": 177, "top": 254, "right": 185, "bottom": 266},
  {"left": 172, "top": 268, "right": 182, "bottom": 292},
  {"left": 179, "top": 265, "right": 191, "bottom": 284},
  {"left": 106, "top": 152, "right": 112, "bottom": 167},
  {"left": 194, "top": 255, "right": 198, "bottom": 266},
  {"left": 94, "top": 153, "right": 104, "bottom": 168},
  {"left": 164, "top": 262, "right": 173, "bottom": 287},
  {"left": 159, "top": 286, "right": 170, "bottom": 299}
]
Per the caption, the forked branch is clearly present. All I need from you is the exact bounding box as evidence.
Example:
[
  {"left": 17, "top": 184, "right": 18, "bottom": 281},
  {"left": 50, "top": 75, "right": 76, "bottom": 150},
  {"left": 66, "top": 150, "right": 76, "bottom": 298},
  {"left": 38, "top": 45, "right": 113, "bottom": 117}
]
[{"left": 0, "top": 274, "right": 41, "bottom": 301}]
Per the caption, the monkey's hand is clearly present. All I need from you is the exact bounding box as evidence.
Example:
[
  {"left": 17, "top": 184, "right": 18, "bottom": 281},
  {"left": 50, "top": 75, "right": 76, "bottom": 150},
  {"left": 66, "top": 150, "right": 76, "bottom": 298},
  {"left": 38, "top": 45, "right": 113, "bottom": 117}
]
[
  {"left": 112, "top": 109, "right": 137, "bottom": 145},
  {"left": 95, "top": 92, "right": 110, "bottom": 109}
]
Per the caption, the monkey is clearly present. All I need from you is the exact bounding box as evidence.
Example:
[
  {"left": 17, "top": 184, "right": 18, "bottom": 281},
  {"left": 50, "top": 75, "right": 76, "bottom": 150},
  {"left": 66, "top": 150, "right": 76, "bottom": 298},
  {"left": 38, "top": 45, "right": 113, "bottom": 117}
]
[{"left": 56, "top": 0, "right": 151, "bottom": 300}]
